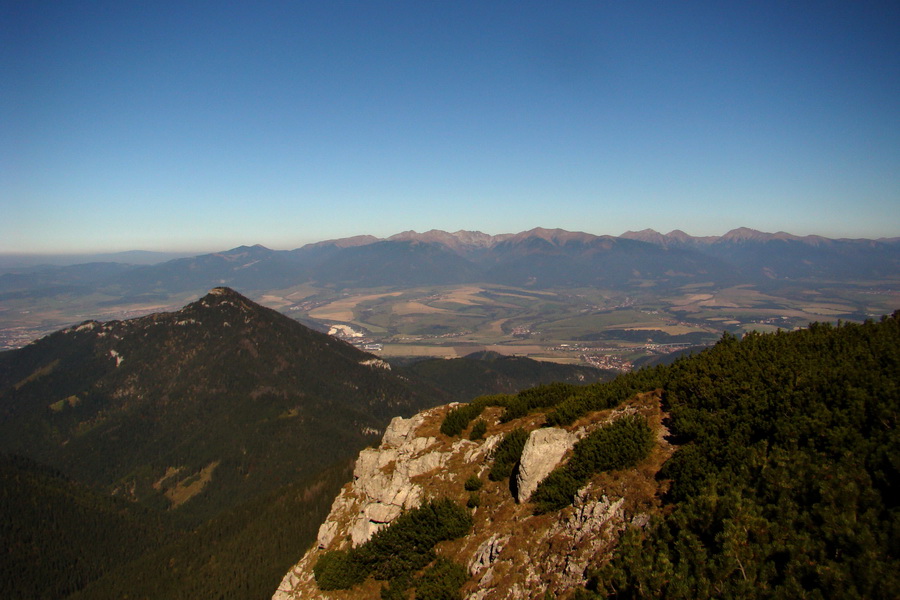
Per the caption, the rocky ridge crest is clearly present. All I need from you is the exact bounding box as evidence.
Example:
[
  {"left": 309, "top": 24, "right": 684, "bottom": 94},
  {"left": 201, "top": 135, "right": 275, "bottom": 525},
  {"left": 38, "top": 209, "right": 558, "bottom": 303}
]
[{"left": 273, "top": 392, "right": 671, "bottom": 599}]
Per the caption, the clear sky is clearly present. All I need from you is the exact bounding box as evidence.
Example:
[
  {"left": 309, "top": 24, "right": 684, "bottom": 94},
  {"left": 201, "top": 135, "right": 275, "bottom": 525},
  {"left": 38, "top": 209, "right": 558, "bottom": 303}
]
[{"left": 3, "top": 1, "right": 899, "bottom": 253}]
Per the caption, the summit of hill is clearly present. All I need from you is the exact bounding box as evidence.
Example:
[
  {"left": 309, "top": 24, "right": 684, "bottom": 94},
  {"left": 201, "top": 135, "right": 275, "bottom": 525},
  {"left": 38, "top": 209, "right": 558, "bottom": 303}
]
[{"left": 0, "top": 287, "right": 436, "bottom": 523}]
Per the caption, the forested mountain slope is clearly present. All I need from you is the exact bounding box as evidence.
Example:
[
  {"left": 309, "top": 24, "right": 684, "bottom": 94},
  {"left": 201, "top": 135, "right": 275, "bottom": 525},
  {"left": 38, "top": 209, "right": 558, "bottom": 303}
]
[
  {"left": 0, "top": 287, "right": 447, "bottom": 598},
  {"left": 275, "top": 312, "right": 900, "bottom": 599},
  {"left": 0, "top": 454, "right": 175, "bottom": 598},
  {"left": 593, "top": 312, "right": 900, "bottom": 598},
  {"left": 395, "top": 351, "right": 613, "bottom": 402},
  {"left": 70, "top": 460, "right": 356, "bottom": 600},
  {"left": 0, "top": 287, "right": 436, "bottom": 525}
]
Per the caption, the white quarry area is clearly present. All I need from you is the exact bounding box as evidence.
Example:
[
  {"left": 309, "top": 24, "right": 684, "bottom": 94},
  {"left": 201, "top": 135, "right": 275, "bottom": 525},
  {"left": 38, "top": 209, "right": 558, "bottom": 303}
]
[{"left": 328, "top": 324, "right": 364, "bottom": 338}]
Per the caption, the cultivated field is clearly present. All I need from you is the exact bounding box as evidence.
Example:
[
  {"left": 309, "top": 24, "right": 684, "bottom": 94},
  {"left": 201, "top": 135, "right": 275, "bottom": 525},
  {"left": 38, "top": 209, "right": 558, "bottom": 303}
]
[
  {"left": 2, "top": 279, "right": 896, "bottom": 367},
  {"left": 256, "top": 280, "right": 899, "bottom": 367}
]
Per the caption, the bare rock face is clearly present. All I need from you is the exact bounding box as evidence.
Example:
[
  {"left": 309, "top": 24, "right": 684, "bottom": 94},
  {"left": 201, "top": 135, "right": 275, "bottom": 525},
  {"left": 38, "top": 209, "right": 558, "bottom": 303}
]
[
  {"left": 542, "top": 492, "right": 627, "bottom": 589},
  {"left": 315, "top": 411, "right": 446, "bottom": 548},
  {"left": 515, "top": 427, "right": 577, "bottom": 503},
  {"left": 274, "top": 404, "right": 486, "bottom": 599}
]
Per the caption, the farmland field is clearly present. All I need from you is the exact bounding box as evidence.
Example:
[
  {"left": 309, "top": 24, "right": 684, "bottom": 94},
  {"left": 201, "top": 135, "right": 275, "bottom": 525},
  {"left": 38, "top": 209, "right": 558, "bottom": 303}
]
[
  {"left": 254, "top": 280, "right": 899, "bottom": 368},
  {"left": 2, "top": 279, "right": 897, "bottom": 369}
]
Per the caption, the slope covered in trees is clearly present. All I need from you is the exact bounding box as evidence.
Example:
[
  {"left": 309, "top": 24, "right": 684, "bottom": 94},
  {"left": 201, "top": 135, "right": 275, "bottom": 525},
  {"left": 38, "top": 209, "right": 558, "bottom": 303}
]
[
  {"left": 0, "top": 287, "right": 435, "bottom": 525},
  {"left": 397, "top": 351, "right": 612, "bottom": 403},
  {"left": 584, "top": 313, "right": 900, "bottom": 598},
  {"left": 429, "top": 312, "right": 899, "bottom": 598},
  {"left": 0, "top": 454, "right": 175, "bottom": 599},
  {"left": 0, "top": 288, "right": 440, "bottom": 597},
  {"left": 71, "top": 461, "right": 354, "bottom": 600}
]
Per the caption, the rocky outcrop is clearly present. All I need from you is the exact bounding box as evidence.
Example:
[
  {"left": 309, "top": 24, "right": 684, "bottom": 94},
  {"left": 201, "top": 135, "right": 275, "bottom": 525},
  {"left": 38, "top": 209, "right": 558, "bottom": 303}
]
[
  {"left": 273, "top": 391, "right": 672, "bottom": 600},
  {"left": 540, "top": 492, "right": 627, "bottom": 589},
  {"left": 459, "top": 485, "right": 632, "bottom": 600},
  {"left": 317, "top": 410, "right": 445, "bottom": 548},
  {"left": 274, "top": 404, "right": 495, "bottom": 599},
  {"left": 515, "top": 427, "right": 577, "bottom": 503},
  {"left": 468, "top": 533, "right": 509, "bottom": 577}
]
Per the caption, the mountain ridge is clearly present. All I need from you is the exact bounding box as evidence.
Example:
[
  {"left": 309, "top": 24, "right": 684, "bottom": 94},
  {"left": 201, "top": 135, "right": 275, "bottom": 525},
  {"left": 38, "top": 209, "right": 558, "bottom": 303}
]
[
  {"left": 116, "top": 227, "right": 900, "bottom": 291},
  {"left": 307, "top": 226, "right": 890, "bottom": 251},
  {"left": 0, "top": 287, "right": 439, "bottom": 523}
]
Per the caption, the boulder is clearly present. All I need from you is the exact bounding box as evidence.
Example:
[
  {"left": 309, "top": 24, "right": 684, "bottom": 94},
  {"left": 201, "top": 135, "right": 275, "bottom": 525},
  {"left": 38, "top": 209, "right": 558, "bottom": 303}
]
[
  {"left": 515, "top": 427, "right": 577, "bottom": 503},
  {"left": 381, "top": 414, "right": 424, "bottom": 448}
]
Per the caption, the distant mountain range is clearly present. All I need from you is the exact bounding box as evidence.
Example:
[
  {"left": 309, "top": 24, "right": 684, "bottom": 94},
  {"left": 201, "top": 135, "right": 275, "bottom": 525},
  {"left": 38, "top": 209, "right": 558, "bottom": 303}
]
[
  {"left": 0, "top": 250, "right": 200, "bottom": 269},
  {"left": 3, "top": 228, "right": 898, "bottom": 299}
]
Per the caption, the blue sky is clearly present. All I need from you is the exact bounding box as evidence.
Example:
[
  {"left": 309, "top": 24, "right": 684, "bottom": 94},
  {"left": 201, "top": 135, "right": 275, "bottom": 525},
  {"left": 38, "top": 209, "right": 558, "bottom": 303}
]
[{"left": 3, "top": 1, "right": 899, "bottom": 253}]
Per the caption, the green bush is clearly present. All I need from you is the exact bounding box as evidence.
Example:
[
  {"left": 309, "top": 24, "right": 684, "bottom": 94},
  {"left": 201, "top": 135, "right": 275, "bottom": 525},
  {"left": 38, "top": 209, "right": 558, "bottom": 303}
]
[
  {"left": 532, "top": 415, "right": 653, "bottom": 513},
  {"left": 469, "top": 418, "right": 487, "bottom": 440},
  {"left": 314, "top": 498, "right": 472, "bottom": 590},
  {"left": 488, "top": 428, "right": 529, "bottom": 481},
  {"left": 313, "top": 549, "right": 366, "bottom": 590},
  {"left": 530, "top": 469, "right": 582, "bottom": 513},
  {"left": 545, "top": 371, "right": 661, "bottom": 426},
  {"left": 440, "top": 403, "right": 483, "bottom": 437},
  {"left": 464, "top": 475, "right": 483, "bottom": 491},
  {"left": 500, "top": 382, "right": 579, "bottom": 422},
  {"left": 415, "top": 557, "right": 468, "bottom": 600}
]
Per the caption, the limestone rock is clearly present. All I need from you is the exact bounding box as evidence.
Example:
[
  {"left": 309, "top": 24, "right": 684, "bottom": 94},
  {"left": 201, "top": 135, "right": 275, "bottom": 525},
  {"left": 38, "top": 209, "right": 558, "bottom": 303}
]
[
  {"left": 313, "top": 410, "right": 453, "bottom": 549},
  {"left": 469, "top": 533, "right": 509, "bottom": 576},
  {"left": 381, "top": 413, "right": 424, "bottom": 447},
  {"left": 542, "top": 492, "right": 627, "bottom": 589},
  {"left": 515, "top": 427, "right": 577, "bottom": 503}
]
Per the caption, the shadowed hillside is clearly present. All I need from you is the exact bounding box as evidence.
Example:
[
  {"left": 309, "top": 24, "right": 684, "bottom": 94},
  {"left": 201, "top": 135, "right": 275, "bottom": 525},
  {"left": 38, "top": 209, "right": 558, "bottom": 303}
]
[{"left": 0, "top": 287, "right": 436, "bottom": 525}]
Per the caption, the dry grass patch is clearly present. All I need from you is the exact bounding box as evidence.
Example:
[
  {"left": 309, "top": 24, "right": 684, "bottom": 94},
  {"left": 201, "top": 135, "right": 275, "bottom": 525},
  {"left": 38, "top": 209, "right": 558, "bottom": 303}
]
[
  {"left": 164, "top": 460, "right": 221, "bottom": 507},
  {"left": 392, "top": 301, "right": 454, "bottom": 316},
  {"left": 309, "top": 292, "right": 403, "bottom": 321},
  {"left": 15, "top": 359, "right": 59, "bottom": 390},
  {"left": 438, "top": 286, "right": 490, "bottom": 306},
  {"left": 152, "top": 466, "right": 184, "bottom": 491}
]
